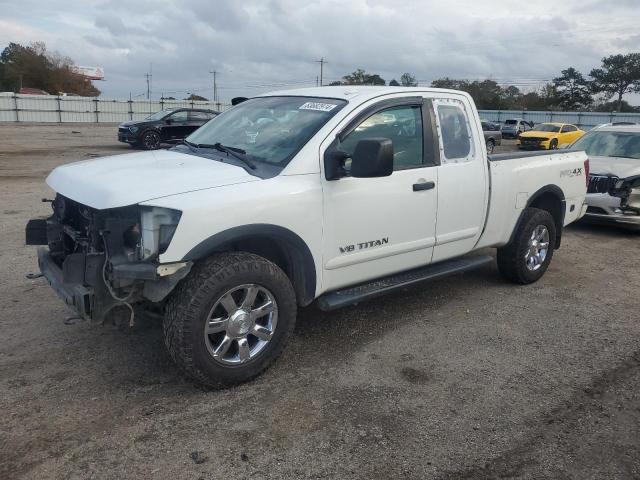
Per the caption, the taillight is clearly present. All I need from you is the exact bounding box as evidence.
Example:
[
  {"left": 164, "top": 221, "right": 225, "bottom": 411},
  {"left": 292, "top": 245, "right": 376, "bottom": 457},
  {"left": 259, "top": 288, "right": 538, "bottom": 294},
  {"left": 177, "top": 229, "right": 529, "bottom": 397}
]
[{"left": 584, "top": 158, "right": 589, "bottom": 188}]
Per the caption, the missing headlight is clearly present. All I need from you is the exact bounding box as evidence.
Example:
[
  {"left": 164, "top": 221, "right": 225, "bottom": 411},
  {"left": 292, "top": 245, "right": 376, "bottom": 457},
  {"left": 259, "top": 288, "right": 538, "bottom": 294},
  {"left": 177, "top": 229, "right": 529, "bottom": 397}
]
[{"left": 139, "top": 207, "right": 182, "bottom": 259}]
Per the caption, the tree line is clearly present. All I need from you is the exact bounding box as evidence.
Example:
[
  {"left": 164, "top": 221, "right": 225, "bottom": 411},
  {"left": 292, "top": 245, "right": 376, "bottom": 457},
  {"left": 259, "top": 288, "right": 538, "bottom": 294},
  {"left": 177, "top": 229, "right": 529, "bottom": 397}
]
[
  {"left": 0, "top": 42, "right": 101, "bottom": 96},
  {"left": 332, "top": 53, "right": 640, "bottom": 112}
]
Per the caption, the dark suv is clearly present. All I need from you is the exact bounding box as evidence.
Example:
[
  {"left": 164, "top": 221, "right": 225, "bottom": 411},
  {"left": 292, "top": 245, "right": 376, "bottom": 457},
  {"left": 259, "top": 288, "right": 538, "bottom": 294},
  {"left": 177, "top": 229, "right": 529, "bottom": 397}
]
[{"left": 118, "top": 108, "right": 218, "bottom": 150}]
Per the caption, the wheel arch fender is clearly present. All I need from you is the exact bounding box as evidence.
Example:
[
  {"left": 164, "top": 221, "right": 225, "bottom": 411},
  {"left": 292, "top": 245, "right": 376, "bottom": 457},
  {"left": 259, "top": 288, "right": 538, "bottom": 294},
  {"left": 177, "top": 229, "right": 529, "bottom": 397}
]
[
  {"left": 508, "top": 185, "right": 566, "bottom": 249},
  {"left": 181, "top": 224, "right": 317, "bottom": 306}
]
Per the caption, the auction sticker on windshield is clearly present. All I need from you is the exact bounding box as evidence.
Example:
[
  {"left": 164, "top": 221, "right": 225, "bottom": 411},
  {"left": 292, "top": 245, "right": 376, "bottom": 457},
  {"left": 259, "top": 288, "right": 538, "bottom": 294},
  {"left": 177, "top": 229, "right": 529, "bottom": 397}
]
[{"left": 299, "top": 102, "right": 338, "bottom": 112}]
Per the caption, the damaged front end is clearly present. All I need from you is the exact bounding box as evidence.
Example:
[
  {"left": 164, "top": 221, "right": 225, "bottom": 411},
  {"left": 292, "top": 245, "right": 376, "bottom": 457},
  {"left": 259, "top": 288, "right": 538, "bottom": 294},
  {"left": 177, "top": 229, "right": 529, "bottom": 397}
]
[
  {"left": 609, "top": 174, "right": 640, "bottom": 216},
  {"left": 25, "top": 194, "right": 191, "bottom": 322}
]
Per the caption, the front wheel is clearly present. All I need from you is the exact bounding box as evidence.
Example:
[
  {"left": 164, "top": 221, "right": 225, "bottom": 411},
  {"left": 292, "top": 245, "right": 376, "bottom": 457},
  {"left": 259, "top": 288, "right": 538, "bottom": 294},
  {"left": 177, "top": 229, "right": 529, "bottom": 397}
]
[
  {"left": 549, "top": 139, "right": 558, "bottom": 150},
  {"left": 164, "top": 252, "right": 297, "bottom": 388},
  {"left": 140, "top": 130, "right": 161, "bottom": 150},
  {"left": 497, "top": 207, "right": 556, "bottom": 284}
]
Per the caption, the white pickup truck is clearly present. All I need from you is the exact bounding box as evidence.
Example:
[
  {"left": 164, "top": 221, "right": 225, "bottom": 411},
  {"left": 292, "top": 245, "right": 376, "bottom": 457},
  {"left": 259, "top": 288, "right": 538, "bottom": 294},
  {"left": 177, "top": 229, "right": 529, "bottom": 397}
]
[{"left": 26, "top": 86, "right": 589, "bottom": 387}]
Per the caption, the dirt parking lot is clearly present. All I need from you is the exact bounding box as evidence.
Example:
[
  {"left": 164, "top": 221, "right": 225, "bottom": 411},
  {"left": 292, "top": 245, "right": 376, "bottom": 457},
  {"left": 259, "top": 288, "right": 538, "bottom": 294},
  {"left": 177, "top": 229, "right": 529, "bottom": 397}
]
[{"left": 1, "top": 123, "right": 639, "bottom": 480}]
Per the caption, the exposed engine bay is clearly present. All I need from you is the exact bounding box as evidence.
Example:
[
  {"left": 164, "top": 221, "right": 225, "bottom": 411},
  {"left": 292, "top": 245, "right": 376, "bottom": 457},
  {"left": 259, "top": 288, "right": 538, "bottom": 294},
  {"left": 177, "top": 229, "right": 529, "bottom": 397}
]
[{"left": 26, "top": 194, "right": 190, "bottom": 322}]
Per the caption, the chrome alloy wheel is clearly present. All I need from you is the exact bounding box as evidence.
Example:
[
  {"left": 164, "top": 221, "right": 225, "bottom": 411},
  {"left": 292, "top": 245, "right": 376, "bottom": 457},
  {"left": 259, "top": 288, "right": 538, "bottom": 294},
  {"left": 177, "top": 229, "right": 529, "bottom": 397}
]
[
  {"left": 524, "top": 225, "right": 550, "bottom": 271},
  {"left": 204, "top": 284, "right": 278, "bottom": 365}
]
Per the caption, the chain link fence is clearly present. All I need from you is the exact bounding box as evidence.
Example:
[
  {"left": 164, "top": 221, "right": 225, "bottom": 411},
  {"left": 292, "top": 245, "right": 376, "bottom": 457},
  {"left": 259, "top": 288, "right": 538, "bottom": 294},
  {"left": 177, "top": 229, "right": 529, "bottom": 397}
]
[
  {"left": 0, "top": 93, "right": 232, "bottom": 123},
  {"left": 2, "top": 93, "right": 639, "bottom": 128}
]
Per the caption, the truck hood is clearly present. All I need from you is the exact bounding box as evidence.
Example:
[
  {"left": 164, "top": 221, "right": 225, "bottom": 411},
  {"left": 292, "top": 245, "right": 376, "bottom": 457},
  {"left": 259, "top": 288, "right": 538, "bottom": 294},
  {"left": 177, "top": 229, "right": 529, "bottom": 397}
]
[
  {"left": 588, "top": 155, "right": 640, "bottom": 179},
  {"left": 46, "top": 149, "right": 259, "bottom": 209}
]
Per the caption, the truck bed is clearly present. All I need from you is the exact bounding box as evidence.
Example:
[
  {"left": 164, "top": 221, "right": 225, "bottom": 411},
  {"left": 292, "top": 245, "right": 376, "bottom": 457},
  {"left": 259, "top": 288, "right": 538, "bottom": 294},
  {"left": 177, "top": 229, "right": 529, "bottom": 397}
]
[
  {"left": 477, "top": 148, "right": 589, "bottom": 250},
  {"left": 488, "top": 149, "right": 580, "bottom": 162}
]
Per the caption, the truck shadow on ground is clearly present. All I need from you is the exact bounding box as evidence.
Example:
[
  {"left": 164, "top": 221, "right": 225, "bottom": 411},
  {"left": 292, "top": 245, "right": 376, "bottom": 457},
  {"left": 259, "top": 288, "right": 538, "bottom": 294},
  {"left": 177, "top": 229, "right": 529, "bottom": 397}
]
[{"left": 76, "top": 261, "right": 503, "bottom": 391}]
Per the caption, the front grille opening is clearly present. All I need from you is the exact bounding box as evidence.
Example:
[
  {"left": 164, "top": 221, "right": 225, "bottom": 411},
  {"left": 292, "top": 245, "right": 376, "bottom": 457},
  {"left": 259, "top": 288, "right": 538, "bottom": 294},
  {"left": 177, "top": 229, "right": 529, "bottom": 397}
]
[{"left": 587, "top": 175, "right": 619, "bottom": 194}]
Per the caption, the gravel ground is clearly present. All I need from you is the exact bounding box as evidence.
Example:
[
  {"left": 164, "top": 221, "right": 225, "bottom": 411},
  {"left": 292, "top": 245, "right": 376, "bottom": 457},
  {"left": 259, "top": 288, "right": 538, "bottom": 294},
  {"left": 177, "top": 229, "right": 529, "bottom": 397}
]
[{"left": 1, "top": 124, "right": 639, "bottom": 480}]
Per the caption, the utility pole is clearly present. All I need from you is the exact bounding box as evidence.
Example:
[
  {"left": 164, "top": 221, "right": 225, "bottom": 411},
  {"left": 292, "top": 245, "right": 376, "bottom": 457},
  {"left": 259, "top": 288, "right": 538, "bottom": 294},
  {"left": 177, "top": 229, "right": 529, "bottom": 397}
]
[
  {"left": 144, "top": 63, "right": 153, "bottom": 100},
  {"left": 144, "top": 72, "right": 151, "bottom": 99},
  {"left": 210, "top": 70, "right": 218, "bottom": 103},
  {"left": 315, "top": 57, "right": 327, "bottom": 86}
]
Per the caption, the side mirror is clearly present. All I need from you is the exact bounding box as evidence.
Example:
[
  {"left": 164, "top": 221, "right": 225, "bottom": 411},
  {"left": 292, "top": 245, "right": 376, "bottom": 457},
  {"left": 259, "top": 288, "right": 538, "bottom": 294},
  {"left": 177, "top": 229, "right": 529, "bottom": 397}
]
[
  {"left": 351, "top": 138, "right": 393, "bottom": 178},
  {"left": 165, "top": 118, "right": 173, "bottom": 125},
  {"left": 324, "top": 138, "right": 394, "bottom": 180}
]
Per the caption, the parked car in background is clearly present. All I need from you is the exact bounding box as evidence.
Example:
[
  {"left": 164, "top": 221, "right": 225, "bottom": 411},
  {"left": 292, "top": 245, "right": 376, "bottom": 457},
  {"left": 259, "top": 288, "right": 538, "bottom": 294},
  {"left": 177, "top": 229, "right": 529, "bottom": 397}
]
[
  {"left": 481, "top": 120, "right": 502, "bottom": 153},
  {"left": 517, "top": 123, "right": 585, "bottom": 150},
  {"left": 118, "top": 108, "right": 218, "bottom": 150},
  {"left": 571, "top": 124, "right": 640, "bottom": 230},
  {"left": 501, "top": 118, "right": 534, "bottom": 138}
]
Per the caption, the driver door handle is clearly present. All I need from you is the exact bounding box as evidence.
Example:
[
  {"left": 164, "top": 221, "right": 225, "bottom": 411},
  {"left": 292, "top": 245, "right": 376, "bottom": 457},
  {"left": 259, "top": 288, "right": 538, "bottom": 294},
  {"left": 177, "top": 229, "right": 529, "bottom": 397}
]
[{"left": 413, "top": 181, "right": 435, "bottom": 192}]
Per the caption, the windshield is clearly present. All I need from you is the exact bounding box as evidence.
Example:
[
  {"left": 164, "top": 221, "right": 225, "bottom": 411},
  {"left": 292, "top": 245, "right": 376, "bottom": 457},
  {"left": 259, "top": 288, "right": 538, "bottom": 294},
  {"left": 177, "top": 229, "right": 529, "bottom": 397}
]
[
  {"left": 532, "top": 124, "right": 561, "bottom": 132},
  {"left": 571, "top": 131, "right": 640, "bottom": 160},
  {"left": 186, "top": 96, "right": 347, "bottom": 166},
  {"left": 504, "top": 119, "right": 518, "bottom": 125},
  {"left": 145, "top": 109, "right": 174, "bottom": 121}
]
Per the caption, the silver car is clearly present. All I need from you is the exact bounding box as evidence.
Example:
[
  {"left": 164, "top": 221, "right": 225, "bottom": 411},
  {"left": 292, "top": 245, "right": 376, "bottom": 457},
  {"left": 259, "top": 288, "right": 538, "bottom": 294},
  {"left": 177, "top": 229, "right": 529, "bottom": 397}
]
[{"left": 571, "top": 124, "right": 640, "bottom": 230}]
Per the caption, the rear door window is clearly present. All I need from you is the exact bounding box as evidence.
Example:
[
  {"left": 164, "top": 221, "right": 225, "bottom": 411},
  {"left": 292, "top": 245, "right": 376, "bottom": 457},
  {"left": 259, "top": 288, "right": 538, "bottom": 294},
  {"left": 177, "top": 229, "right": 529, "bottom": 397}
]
[{"left": 435, "top": 101, "right": 472, "bottom": 163}]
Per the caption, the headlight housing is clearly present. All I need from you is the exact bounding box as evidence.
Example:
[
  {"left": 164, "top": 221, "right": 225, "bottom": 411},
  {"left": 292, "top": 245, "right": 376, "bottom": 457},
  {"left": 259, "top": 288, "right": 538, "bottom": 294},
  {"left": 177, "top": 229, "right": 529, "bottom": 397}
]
[
  {"left": 129, "top": 125, "right": 139, "bottom": 133},
  {"left": 139, "top": 207, "right": 182, "bottom": 259}
]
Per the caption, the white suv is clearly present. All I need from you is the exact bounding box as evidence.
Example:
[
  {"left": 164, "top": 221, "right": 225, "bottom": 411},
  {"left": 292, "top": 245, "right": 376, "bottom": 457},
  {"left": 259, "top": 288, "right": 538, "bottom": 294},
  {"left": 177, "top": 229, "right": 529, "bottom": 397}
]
[{"left": 572, "top": 124, "right": 640, "bottom": 230}]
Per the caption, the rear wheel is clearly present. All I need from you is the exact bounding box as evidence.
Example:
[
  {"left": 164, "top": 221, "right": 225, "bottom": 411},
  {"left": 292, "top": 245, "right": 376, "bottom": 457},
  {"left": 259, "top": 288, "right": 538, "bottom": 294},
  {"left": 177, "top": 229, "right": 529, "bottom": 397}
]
[
  {"left": 497, "top": 207, "right": 556, "bottom": 284},
  {"left": 486, "top": 139, "right": 495, "bottom": 154},
  {"left": 164, "top": 252, "right": 297, "bottom": 388}
]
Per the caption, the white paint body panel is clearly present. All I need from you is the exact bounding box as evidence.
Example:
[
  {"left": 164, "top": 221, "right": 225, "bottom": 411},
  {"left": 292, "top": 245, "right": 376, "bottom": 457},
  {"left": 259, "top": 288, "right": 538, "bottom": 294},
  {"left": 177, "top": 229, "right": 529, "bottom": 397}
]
[
  {"left": 46, "top": 149, "right": 257, "bottom": 209},
  {"left": 45, "top": 86, "right": 589, "bottom": 299}
]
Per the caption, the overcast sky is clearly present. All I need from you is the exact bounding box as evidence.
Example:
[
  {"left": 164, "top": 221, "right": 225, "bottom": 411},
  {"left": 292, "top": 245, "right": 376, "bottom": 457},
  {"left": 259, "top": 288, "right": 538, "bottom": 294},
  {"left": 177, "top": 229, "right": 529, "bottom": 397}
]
[{"left": 1, "top": 0, "right": 639, "bottom": 102}]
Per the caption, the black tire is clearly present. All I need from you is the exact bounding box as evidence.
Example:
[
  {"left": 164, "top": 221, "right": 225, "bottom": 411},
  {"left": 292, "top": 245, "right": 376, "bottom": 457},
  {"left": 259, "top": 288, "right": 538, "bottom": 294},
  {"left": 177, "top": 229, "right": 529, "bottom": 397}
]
[
  {"left": 486, "top": 139, "right": 495, "bottom": 154},
  {"left": 549, "top": 138, "right": 558, "bottom": 150},
  {"left": 497, "top": 207, "right": 556, "bottom": 284},
  {"left": 140, "top": 130, "right": 161, "bottom": 150},
  {"left": 164, "top": 252, "right": 297, "bottom": 388}
]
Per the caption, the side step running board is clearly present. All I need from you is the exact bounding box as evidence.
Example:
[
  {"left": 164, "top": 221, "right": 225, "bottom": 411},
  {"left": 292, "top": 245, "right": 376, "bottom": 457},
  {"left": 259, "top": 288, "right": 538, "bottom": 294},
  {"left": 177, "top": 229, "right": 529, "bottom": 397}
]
[{"left": 316, "top": 254, "right": 494, "bottom": 311}]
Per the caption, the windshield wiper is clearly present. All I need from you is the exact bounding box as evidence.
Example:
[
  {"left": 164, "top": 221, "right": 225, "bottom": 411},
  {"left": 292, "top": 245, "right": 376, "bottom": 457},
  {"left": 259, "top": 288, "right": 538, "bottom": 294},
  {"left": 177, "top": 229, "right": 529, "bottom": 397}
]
[
  {"left": 192, "top": 142, "right": 256, "bottom": 170},
  {"left": 180, "top": 139, "right": 198, "bottom": 151}
]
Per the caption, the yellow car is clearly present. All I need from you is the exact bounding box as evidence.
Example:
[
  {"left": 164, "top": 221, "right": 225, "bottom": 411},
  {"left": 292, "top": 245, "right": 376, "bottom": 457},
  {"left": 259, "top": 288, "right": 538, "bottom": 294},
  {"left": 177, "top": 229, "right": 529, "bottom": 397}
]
[{"left": 516, "top": 122, "right": 585, "bottom": 150}]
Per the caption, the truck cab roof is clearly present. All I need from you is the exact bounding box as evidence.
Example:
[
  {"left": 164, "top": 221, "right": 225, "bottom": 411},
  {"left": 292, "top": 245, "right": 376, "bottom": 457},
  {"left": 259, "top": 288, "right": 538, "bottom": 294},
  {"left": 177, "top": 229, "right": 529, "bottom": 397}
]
[{"left": 258, "top": 86, "right": 472, "bottom": 105}]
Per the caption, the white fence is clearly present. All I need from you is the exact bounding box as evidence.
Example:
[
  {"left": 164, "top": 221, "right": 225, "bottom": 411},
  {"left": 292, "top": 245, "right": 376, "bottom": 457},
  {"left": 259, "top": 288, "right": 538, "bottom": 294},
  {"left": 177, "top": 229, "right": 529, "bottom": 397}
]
[
  {"left": 0, "top": 93, "right": 232, "bottom": 123},
  {"left": 478, "top": 109, "right": 640, "bottom": 130},
  {"left": 2, "top": 94, "right": 638, "bottom": 128}
]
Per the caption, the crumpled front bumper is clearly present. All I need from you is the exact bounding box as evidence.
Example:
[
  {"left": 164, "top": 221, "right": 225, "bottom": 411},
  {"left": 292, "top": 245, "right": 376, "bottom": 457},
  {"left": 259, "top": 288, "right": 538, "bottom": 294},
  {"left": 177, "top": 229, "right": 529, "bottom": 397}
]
[
  {"left": 36, "top": 246, "right": 192, "bottom": 321},
  {"left": 584, "top": 193, "right": 640, "bottom": 230},
  {"left": 37, "top": 247, "right": 94, "bottom": 319}
]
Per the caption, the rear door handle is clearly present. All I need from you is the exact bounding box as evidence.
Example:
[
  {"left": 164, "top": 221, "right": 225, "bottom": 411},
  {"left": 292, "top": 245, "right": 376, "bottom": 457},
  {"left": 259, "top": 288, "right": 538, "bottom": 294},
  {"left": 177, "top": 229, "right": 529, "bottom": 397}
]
[{"left": 413, "top": 181, "right": 435, "bottom": 191}]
